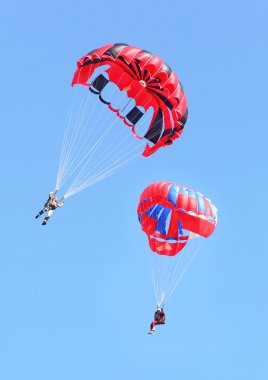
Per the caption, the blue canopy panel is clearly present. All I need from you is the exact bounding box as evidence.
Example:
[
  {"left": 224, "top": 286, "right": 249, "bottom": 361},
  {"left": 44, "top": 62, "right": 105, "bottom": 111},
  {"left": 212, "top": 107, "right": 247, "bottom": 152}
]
[
  {"left": 155, "top": 207, "right": 171, "bottom": 235},
  {"left": 146, "top": 205, "right": 189, "bottom": 240},
  {"left": 145, "top": 204, "right": 164, "bottom": 220},
  {"left": 187, "top": 188, "right": 196, "bottom": 200},
  {"left": 168, "top": 184, "right": 180, "bottom": 206},
  {"left": 195, "top": 192, "right": 207, "bottom": 214}
]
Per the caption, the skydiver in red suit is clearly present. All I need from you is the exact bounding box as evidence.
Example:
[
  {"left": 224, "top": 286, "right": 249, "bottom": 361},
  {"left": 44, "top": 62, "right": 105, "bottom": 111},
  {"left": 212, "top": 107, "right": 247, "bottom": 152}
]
[{"left": 148, "top": 307, "right": 166, "bottom": 334}]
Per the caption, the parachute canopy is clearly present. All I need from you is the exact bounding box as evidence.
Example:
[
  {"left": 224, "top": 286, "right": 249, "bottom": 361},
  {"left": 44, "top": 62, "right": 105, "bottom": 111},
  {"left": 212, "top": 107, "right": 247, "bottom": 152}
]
[
  {"left": 55, "top": 44, "right": 188, "bottom": 200},
  {"left": 71, "top": 43, "right": 188, "bottom": 157},
  {"left": 137, "top": 181, "right": 217, "bottom": 256}
]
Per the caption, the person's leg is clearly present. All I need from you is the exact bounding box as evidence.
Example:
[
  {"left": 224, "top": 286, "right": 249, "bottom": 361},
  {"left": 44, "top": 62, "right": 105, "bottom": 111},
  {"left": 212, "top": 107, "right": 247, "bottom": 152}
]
[
  {"left": 42, "top": 209, "right": 53, "bottom": 225},
  {"left": 35, "top": 207, "right": 47, "bottom": 219},
  {"left": 149, "top": 320, "right": 157, "bottom": 332}
]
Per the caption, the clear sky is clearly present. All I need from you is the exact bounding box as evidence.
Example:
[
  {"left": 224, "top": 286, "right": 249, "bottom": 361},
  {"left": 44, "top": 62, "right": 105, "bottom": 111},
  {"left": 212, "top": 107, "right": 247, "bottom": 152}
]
[{"left": 1, "top": 1, "right": 267, "bottom": 379}]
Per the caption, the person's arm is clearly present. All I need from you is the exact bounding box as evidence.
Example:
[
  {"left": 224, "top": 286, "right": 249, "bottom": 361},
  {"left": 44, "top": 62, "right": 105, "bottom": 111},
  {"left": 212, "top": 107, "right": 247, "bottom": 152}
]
[
  {"left": 57, "top": 199, "right": 64, "bottom": 208},
  {"left": 49, "top": 192, "right": 54, "bottom": 198}
]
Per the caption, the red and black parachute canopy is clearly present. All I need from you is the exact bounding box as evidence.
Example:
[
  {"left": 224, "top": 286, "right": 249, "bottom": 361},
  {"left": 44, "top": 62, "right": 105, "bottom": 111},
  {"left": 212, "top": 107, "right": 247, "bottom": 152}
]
[{"left": 72, "top": 43, "right": 188, "bottom": 157}]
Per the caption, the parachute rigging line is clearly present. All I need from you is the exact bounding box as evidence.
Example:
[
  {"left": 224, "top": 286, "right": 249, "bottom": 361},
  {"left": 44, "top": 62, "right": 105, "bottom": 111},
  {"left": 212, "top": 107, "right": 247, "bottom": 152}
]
[
  {"left": 148, "top": 236, "right": 202, "bottom": 307},
  {"left": 55, "top": 77, "right": 164, "bottom": 199}
]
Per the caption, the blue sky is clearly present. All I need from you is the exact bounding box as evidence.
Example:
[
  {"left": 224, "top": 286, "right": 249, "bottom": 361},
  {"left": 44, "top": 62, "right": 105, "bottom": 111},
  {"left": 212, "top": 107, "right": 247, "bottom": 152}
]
[{"left": 1, "top": 1, "right": 267, "bottom": 379}]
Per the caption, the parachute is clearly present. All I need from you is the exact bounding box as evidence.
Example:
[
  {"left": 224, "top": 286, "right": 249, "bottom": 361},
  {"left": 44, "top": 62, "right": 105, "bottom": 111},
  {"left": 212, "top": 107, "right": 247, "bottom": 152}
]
[
  {"left": 55, "top": 44, "right": 188, "bottom": 199},
  {"left": 137, "top": 181, "right": 217, "bottom": 307},
  {"left": 72, "top": 43, "right": 188, "bottom": 157}
]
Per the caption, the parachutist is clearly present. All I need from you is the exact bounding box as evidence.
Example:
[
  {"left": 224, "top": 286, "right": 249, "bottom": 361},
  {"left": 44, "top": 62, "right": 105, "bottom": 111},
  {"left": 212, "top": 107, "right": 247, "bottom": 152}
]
[
  {"left": 148, "top": 307, "right": 166, "bottom": 334},
  {"left": 35, "top": 192, "right": 64, "bottom": 225}
]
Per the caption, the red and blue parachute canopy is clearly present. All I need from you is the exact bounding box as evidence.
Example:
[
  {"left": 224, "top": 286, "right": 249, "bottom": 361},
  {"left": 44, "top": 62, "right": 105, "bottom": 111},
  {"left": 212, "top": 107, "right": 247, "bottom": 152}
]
[
  {"left": 137, "top": 181, "right": 217, "bottom": 256},
  {"left": 71, "top": 43, "right": 188, "bottom": 157}
]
